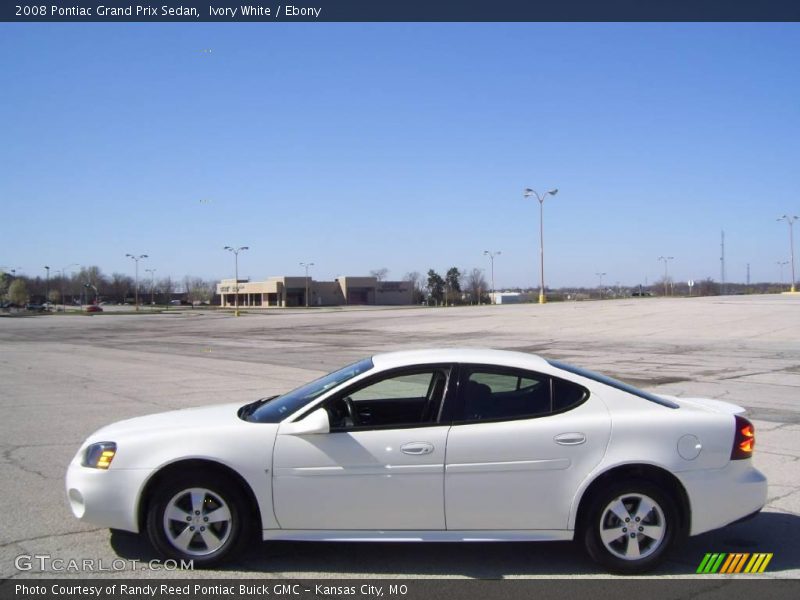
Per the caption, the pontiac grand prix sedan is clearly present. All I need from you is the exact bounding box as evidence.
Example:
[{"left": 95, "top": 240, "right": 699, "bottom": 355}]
[{"left": 66, "top": 349, "right": 767, "bottom": 573}]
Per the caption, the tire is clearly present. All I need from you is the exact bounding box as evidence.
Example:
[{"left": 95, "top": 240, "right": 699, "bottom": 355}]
[
  {"left": 583, "top": 479, "right": 678, "bottom": 574},
  {"left": 145, "top": 473, "right": 251, "bottom": 567}
]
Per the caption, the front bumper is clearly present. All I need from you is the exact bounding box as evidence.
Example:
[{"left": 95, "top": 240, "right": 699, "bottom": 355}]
[
  {"left": 677, "top": 460, "right": 768, "bottom": 536},
  {"left": 65, "top": 461, "right": 154, "bottom": 533}
]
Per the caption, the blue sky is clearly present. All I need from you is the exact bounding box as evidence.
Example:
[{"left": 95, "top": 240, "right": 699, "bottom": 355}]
[{"left": 1, "top": 23, "right": 798, "bottom": 288}]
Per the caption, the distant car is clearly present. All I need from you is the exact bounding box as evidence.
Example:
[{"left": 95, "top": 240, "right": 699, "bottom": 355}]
[
  {"left": 66, "top": 349, "right": 766, "bottom": 573},
  {"left": 84, "top": 304, "right": 103, "bottom": 313},
  {"left": 25, "top": 303, "right": 45, "bottom": 312}
]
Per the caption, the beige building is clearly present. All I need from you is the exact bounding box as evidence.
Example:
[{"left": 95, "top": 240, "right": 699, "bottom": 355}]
[{"left": 217, "top": 276, "right": 413, "bottom": 308}]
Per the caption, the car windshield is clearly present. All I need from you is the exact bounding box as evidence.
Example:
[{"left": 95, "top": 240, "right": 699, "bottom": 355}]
[
  {"left": 244, "top": 357, "right": 374, "bottom": 423},
  {"left": 548, "top": 360, "right": 679, "bottom": 409}
]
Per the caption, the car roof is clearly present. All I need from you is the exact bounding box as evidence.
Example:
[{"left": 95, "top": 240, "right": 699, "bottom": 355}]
[{"left": 371, "top": 348, "right": 550, "bottom": 371}]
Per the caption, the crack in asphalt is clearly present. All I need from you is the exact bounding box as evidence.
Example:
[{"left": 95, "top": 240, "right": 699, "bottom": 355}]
[{"left": 0, "top": 527, "right": 106, "bottom": 550}]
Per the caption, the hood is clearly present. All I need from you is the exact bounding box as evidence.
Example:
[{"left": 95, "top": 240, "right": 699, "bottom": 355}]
[
  {"left": 89, "top": 402, "right": 245, "bottom": 440},
  {"left": 659, "top": 395, "right": 746, "bottom": 416}
]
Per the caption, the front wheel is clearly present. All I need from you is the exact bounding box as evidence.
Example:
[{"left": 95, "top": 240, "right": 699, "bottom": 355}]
[
  {"left": 583, "top": 480, "right": 678, "bottom": 574},
  {"left": 146, "top": 474, "right": 250, "bottom": 566}
]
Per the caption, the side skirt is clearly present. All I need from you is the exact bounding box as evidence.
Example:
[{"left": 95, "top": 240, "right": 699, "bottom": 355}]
[{"left": 262, "top": 530, "right": 573, "bottom": 542}]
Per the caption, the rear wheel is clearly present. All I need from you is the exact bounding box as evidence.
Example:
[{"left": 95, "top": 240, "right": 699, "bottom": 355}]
[
  {"left": 146, "top": 474, "right": 250, "bottom": 566},
  {"left": 583, "top": 480, "right": 678, "bottom": 574}
]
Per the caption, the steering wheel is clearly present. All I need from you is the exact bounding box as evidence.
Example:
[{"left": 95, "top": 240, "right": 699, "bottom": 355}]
[{"left": 343, "top": 397, "right": 359, "bottom": 427}]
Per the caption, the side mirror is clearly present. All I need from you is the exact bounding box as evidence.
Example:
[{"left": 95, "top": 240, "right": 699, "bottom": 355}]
[{"left": 279, "top": 408, "right": 330, "bottom": 435}]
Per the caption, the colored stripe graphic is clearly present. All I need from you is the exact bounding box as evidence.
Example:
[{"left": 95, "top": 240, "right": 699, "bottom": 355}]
[
  {"left": 744, "top": 553, "right": 774, "bottom": 573},
  {"left": 697, "top": 553, "right": 773, "bottom": 574}
]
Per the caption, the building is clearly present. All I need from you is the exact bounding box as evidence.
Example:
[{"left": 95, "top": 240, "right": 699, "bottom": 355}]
[
  {"left": 489, "top": 291, "right": 522, "bottom": 305},
  {"left": 216, "top": 275, "right": 413, "bottom": 308}
]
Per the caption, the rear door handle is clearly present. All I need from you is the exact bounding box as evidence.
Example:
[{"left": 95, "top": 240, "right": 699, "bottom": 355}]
[
  {"left": 554, "top": 433, "right": 586, "bottom": 446},
  {"left": 401, "top": 442, "right": 434, "bottom": 455}
]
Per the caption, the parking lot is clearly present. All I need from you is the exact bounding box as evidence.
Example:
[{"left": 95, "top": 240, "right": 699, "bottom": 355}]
[{"left": 1, "top": 294, "right": 798, "bottom": 579}]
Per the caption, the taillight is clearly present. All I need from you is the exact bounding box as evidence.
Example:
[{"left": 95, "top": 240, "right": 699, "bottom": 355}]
[{"left": 731, "top": 415, "right": 755, "bottom": 460}]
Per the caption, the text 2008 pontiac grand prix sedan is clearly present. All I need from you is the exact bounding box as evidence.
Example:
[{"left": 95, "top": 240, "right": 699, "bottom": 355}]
[{"left": 66, "top": 349, "right": 766, "bottom": 573}]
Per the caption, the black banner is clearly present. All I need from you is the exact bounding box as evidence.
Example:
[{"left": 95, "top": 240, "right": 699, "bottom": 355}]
[
  {"left": 3, "top": 580, "right": 800, "bottom": 600},
  {"left": 3, "top": 0, "right": 800, "bottom": 23}
]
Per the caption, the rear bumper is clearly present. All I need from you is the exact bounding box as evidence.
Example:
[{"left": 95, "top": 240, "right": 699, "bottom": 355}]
[{"left": 677, "top": 460, "right": 767, "bottom": 536}]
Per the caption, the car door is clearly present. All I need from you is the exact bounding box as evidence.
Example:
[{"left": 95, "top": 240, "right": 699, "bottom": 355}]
[
  {"left": 272, "top": 365, "right": 453, "bottom": 530},
  {"left": 444, "top": 365, "right": 611, "bottom": 530}
]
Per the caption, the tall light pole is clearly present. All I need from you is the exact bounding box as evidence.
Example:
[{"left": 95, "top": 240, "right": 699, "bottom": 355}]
[
  {"left": 658, "top": 256, "right": 674, "bottom": 296},
  {"left": 145, "top": 268, "right": 157, "bottom": 307},
  {"left": 524, "top": 188, "right": 558, "bottom": 304},
  {"left": 44, "top": 266, "right": 50, "bottom": 307},
  {"left": 483, "top": 250, "right": 501, "bottom": 304},
  {"left": 224, "top": 246, "right": 248, "bottom": 316},
  {"left": 596, "top": 272, "right": 607, "bottom": 299},
  {"left": 300, "top": 262, "right": 315, "bottom": 307},
  {"left": 777, "top": 215, "right": 798, "bottom": 292},
  {"left": 125, "top": 254, "right": 148, "bottom": 311}
]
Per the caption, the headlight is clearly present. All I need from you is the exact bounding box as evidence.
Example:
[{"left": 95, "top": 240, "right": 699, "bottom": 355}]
[{"left": 82, "top": 442, "right": 117, "bottom": 469}]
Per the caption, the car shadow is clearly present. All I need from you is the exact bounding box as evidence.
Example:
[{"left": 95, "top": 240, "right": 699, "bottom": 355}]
[{"left": 109, "top": 511, "right": 799, "bottom": 577}]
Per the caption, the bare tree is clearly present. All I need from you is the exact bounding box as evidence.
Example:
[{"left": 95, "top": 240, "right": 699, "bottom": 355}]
[
  {"left": 403, "top": 271, "right": 425, "bottom": 304},
  {"left": 110, "top": 272, "right": 134, "bottom": 304},
  {"left": 370, "top": 268, "right": 389, "bottom": 282},
  {"left": 159, "top": 276, "right": 175, "bottom": 305},
  {"left": 184, "top": 276, "right": 214, "bottom": 304},
  {"left": 465, "top": 268, "right": 488, "bottom": 304}
]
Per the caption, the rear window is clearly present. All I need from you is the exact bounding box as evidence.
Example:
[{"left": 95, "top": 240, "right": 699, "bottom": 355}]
[{"left": 548, "top": 360, "right": 679, "bottom": 409}]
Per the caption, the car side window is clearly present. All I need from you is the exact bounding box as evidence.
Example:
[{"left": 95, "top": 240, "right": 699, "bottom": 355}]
[
  {"left": 328, "top": 368, "right": 449, "bottom": 430},
  {"left": 458, "top": 367, "right": 589, "bottom": 423},
  {"left": 552, "top": 377, "right": 588, "bottom": 412},
  {"left": 461, "top": 368, "right": 551, "bottom": 422}
]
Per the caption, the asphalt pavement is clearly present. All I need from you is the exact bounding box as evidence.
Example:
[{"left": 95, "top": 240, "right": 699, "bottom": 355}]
[{"left": 1, "top": 294, "right": 798, "bottom": 579}]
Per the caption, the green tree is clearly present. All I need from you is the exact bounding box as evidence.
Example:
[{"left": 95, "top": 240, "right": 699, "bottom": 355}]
[
  {"left": 0, "top": 272, "right": 8, "bottom": 301},
  {"left": 48, "top": 289, "right": 61, "bottom": 304},
  {"left": 8, "top": 279, "right": 28, "bottom": 305},
  {"left": 446, "top": 267, "right": 462, "bottom": 293},
  {"left": 445, "top": 267, "right": 462, "bottom": 305},
  {"left": 426, "top": 269, "right": 445, "bottom": 305}
]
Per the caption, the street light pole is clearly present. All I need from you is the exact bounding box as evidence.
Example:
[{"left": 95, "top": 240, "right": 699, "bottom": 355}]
[
  {"left": 658, "top": 256, "right": 674, "bottom": 296},
  {"left": 300, "top": 262, "right": 315, "bottom": 307},
  {"left": 524, "top": 188, "right": 558, "bottom": 304},
  {"left": 596, "top": 272, "right": 607, "bottom": 299},
  {"left": 777, "top": 215, "right": 798, "bottom": 292},
  {"left": 224, "top": 246, "right": 249, "bottom": 316},
  {"left": 145, "top": 269, "right": 156, "bottom": 307},
  {"left": 44, "top": 266, "right": 50, "bottom": 307},
  {"left": 483, "top": 250, "right": 501, "bottom": 304},
  {"left": 125, "top": 254, "right": 148, "bottom": 311}
]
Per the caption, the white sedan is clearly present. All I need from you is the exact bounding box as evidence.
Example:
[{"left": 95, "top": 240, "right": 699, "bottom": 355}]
[{"left": 66, "top": 349, "right": 767, "bottom": 573}]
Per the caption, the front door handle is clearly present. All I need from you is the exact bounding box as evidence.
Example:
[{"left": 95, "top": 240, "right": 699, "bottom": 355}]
[
  {"left": 554, "top": 433, "right": 586, "bottom": 446},
  {"left": 401, "top": 442, "right": 434, "bottom": 455}
]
